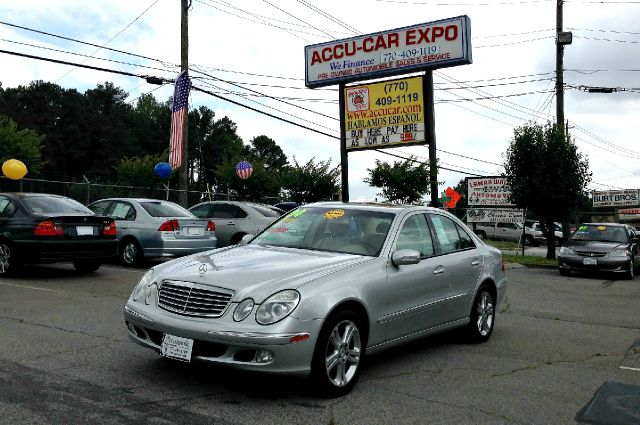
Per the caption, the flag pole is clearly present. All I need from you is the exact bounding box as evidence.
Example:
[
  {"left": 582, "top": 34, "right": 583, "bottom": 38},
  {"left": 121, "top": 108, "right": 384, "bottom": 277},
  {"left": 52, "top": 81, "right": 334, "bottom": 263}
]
[{"left": 179, "top": 0, "right": 189, "bottom": 207}]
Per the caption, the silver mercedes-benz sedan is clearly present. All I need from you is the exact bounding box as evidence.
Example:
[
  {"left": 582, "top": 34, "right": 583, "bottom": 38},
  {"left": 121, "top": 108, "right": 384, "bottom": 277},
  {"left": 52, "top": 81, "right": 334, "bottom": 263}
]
[{"left": 124, "top": 203, "right": 507, "bottom": 396}]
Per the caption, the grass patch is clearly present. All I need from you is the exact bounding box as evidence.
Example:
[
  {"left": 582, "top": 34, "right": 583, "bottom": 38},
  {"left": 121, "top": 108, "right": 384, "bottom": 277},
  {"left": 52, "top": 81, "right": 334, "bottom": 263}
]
[
  {"left": 503, "top": 254, "right": 557, "bottom": 267},
  {"left": 483, "top": 239, "right": 521, "bottom": 249}
]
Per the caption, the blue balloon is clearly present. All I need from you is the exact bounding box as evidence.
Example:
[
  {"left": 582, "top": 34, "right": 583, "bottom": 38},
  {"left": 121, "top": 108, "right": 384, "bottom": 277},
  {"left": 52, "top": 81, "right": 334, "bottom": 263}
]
[{"left": 154, "top": 162, "right": 172, "bottom": 178}]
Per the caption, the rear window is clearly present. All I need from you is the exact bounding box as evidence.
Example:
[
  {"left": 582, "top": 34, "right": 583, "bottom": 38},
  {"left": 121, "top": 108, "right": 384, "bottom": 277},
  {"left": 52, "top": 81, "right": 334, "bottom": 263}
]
[
  {"left": 23, "top": 196, "right": 92, "bottom": 214},
  {"left": 248, "top": 204, "right": 281, "bottom": 218},
  {"left": 140, "top": 201, "right": 193, "bottom": 218}
]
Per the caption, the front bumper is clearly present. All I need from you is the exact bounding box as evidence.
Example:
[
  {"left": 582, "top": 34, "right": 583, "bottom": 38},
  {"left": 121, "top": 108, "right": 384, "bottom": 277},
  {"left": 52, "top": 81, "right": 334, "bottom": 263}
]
[
  {"left": 558, "top": 254, "right": 631, "bottom": 273},
  {"left": 124, "top": 302, "right": 321, "bottom": 376}
]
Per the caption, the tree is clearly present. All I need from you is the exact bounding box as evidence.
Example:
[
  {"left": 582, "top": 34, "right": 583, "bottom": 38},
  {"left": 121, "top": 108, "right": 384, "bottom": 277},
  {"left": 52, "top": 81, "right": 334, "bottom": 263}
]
[
  {"left": 364, "top": 156, "right": 431, "bottom": 204},
  {"left": 0, "top": 115, "right": 43, "bottom": 174},
  {"left": 280, "top": 157, "right": 340, "bottom": 204},
  {"left": 243, "top": 135, "right": 289, "bottom": 171},
  {"left": 504, "top": 122, "right": 591, "bottom": 259},
  {"left": 115, "top": 152, "right": 174, "bottom": 198}
]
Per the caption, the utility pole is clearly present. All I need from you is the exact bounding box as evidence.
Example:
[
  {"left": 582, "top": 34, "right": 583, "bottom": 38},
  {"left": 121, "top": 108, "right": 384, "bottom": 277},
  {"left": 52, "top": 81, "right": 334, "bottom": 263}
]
[
  {"left": 179, "top": 0, "right": 189, "bottom": 207},
  {"left": 555, "top": 0, "right": 572, "bottom": 134}
]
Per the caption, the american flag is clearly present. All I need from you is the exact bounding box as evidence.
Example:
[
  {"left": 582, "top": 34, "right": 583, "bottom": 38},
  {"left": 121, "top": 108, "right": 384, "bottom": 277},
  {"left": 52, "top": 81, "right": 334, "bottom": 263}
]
[
  {"left": 169, "top": 71, "right": 192, "bottom": 170},
  {"left": 235, "top": 161, "right": 253, "bottom": 180}
]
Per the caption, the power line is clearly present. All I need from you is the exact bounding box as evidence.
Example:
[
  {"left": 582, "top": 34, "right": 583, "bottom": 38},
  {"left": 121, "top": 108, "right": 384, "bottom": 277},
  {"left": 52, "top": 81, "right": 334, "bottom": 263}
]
[{"left": 260, "top": 0, "right": 337, "bottom": 38}]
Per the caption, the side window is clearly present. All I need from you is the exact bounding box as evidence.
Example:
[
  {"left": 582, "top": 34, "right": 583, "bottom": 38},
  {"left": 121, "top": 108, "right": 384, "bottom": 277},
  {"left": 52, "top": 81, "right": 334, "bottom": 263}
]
[
  {"left": 211, "top": 203, "right": 235, "bottom": 219},
  {"left": 456, "top": 223, "right": 476, "bottom": 249},
  {"left": 89, "top": 201, "right": 111, "bottom": 215},
  {"left": 0, "top": 197, "right": 17, "bottom": 218},
  {"left": 109, "top": 202, "right": 136, "bottom": 221},
  {"left": 396, "top": 214, "right": 434, "bottom": 257},
  {"left": 430, "top": 215, "right": 464, "bottom": 254},
  {"left": 190, "top": 204, "right": 212, "bottom": 218},
  {"left": 232, "top": 205, "right": 248, "bottom": 219}
]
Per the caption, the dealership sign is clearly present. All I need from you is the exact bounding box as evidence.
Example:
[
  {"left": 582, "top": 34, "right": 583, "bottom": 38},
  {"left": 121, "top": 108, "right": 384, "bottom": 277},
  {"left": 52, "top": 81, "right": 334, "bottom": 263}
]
[
  {"left": 343, "top": 76, "right": 425, "bottom": 150},
  {"left": 305, "top": 16, "right": 472, "bottom": 88},
  {"left": 467, "top": 208, "right": 524, "bottom": 223},
  {"left": 592, "top": 189, "right": 639, "bottom": 207},
  {"left": 618, "top": 208, "right": 640, "bottom": 220},
  {"left": 467, "top": 176, "right": 514, "bottom": 206}
]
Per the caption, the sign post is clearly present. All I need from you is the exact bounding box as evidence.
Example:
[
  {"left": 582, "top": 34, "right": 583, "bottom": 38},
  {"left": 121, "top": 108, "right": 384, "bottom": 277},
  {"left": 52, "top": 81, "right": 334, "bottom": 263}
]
[{"left": 339, "top": 83, "right": 349, "bottom": 202}]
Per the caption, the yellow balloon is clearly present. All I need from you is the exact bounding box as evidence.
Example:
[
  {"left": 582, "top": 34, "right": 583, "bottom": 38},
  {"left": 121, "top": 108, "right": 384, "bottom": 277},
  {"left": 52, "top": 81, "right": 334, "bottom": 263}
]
[{"left": 2, "top": 159, "right": 28, "bottom": 180}]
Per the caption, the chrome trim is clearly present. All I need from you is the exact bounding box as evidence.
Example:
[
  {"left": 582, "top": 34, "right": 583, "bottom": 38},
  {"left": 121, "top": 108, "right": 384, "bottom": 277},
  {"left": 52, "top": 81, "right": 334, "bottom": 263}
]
[
  {"left": 158, "top": 280, "right": 234, "bottom": 318},
  {"left": 376, "top": 293, "right": 470, "bottom": 324},
  {"left": 124, "top": 304, "right": 153, "bottom": 322},
  {"left": 207, "top": 331, "right": 309, "bottom": 340}
]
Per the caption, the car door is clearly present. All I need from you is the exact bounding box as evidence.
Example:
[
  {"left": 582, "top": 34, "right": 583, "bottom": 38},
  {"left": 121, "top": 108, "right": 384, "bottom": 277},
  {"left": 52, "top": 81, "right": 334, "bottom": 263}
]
[
  {"left": 427, "top": 213, "right": 482, "bottom": 321},
  {"left": 496, "top": 222, "right": 520, "bottom": 242},
  {"left": 209, "top": 203, "right": 248, "bottom": 247},
  {"left": 0, "top": 196, "right": 18, "bottom": 237},
  {"left": 383, "top": 213, "right": 450, "bottom": 341},
  {"left": 102, "top": 200, "right": 139, "bottom": 240}
]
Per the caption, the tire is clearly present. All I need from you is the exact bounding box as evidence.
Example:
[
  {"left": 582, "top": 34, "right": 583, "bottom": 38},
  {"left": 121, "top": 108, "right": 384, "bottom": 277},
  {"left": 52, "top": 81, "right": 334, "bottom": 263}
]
[
  {"left": 73, "top": 260, "right": 101, "bottom": 273},
  {"left": 524, "top": 235, "right": 534, "bottom": 246},
  {"left": 0, "top": 241, "right": 17, "bottom": 276},
  {"left": 559, "top": 268, "right": 571, "bottom": 276},
  {"left": 311, "top": 309, "right": 366, "bottom": 398},
  {"left": 466, "top": 285, "right": 495, "bottom": 344},
  {"left": 120, "top": 239, "right": 142, "bottom": 266},
  {"left": 625, "top": 258, "right": 634, "bottom": 280},
  {"left": 476, "top": 231, "right": 486, "bottom": 240},
  {"left": 229, "top": 233, "right": 246, "bottom": 246}
]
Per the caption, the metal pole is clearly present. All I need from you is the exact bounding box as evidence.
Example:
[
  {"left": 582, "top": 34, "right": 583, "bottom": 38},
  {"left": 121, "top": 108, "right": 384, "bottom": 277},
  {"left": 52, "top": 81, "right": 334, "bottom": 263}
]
[
  {"left": 556, "top": 0, "right": 564, "bottom": 133},
  {"left": 179, "top": 0, "right": 189, "bottom": 207},
  {"left": 339, "top": 83, "right": 349, "bottom": 202},
  {"left": 424, "top": 71, "right": 438, "bottom": 207}
]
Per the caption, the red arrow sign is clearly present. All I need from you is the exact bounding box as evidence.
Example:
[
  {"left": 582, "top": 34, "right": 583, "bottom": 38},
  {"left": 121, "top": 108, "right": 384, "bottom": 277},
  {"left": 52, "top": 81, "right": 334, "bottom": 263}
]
[{"left": 444, "top": 187, "right": 461, "bottom": 208}]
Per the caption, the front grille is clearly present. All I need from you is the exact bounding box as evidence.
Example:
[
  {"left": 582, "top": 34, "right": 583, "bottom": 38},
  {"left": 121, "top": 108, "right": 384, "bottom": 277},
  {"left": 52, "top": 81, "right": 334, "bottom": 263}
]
[
  {"left": 575, "top": 251, "right": 607, "bottom": 258},
  {"left": 158, "top": 280, "right": 233, "bottom": 318}
]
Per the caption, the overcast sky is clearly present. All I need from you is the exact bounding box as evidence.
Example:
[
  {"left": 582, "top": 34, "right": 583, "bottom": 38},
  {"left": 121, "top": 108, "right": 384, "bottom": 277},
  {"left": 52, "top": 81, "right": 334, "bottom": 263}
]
[{"left": 1, "top": 0, "right": 639, "bottom": 202}]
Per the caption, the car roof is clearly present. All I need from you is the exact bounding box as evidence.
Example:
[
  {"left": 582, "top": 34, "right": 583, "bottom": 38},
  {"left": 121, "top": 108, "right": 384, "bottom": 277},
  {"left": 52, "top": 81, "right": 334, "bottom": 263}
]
[
  {"left": 91, "top": 198, "right": 173, "bottom": 203},
  {"left": 2, "top": 192, "right": 68, "bottom": 199},
  {"left": 580, "top": 222, "right": 626, "bottom": 227},
  {"left": 306, "top": 201, "right": 438, "bottom": 214}
]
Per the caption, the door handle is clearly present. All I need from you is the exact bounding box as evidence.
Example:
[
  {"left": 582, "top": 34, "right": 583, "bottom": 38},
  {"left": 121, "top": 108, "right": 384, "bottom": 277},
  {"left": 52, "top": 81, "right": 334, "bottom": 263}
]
[
  {"left": 471, "top": 259, "right": 479, "bottom": 266},
  {"left": 227, "top": 222, "right": 235, "bottom": 225},
  {"left": 433, "top": 265, "right": 445, "bottom": 275}
]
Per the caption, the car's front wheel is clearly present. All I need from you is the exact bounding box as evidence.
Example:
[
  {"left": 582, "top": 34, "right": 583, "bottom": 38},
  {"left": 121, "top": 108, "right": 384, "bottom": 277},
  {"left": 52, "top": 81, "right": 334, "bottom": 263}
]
[
  {"left": 625, "top": 258, "right": 634, "bottom": 280},
  {"left": 466, "top": 285, "right": 495, "bottom": 343},
  {"left": 0, "top": 241, "right": 17, "bottom": 276},
  {"left": 73, "top": 260, "right": 101, "bottom": 273},
  {"left": 311, "top": 309, "right": 366, "bottom": 397},
  {"left": 120, "top": 239, "right": 142, "bottom": 266}
]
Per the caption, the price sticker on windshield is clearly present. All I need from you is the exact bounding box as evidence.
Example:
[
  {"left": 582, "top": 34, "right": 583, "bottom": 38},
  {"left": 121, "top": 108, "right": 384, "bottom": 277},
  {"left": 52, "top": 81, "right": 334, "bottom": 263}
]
[{"left": 324, "top": 209, "right": 345, "bottom": 220}]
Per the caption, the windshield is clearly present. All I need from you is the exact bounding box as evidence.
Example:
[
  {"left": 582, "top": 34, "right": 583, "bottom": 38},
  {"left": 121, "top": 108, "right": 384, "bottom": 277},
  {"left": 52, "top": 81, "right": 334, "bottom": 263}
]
[
  {"left": 571, "top": 224, "right": 628, "bottom": 243},
  {"left": 24, "top": 196, "right": 93, "bottom": 214},
  {"left": 251, "top": 207, "right": 396, "bottom": 256},
  {"left": 140, "top": 201, "right": 193, "bottom": 218}
]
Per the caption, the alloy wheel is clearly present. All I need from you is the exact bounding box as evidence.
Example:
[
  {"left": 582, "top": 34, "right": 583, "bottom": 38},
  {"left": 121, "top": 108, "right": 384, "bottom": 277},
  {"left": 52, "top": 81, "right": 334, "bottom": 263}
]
[
  {"left": 476, "top": 291, "right": 494, "bottom": 336},
  {"left": 324, "top": 319, "right": 361, "bottom": 388},
  {"left": 123, "top": 242, "right": 138, "bottom": 264}
]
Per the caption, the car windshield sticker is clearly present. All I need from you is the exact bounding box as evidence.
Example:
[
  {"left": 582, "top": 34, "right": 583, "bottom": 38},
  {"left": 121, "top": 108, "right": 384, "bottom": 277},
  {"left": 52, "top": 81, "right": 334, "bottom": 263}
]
[
  {"left": 268, "top": 227, "right": 289, "bottom": 233},
  {"left": 597, "top": 225, "right": 607, "bottom": 231},
  {"left": 290, "top": 209, "right": 306, "bottom": 218},
  {"left": 579, "top": 225, "right": 588, "bottom": 230},
  {"left": 324, "top": 209, "right": 345, "bottom": 220}
]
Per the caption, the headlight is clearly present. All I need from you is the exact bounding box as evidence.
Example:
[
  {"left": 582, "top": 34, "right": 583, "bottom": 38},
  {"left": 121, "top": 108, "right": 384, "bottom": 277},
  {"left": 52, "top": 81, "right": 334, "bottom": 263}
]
[
  {"left": 145, "top": 283, "right": 158, "bottom": 305},
  {"left": 233, "top": 298, "right": 255, "bottom": 322},
  {"left": 606, "top": 249, "right": 629, "bottom": 257},
  {"left": 132, "top": 269, "right": 154, "bottom": 302},
  {"left": 559, "top": 246, "right": 575, "bottom": 255},
  {"left": 256, "top": 290, "right": 300, "bottom": 325}
]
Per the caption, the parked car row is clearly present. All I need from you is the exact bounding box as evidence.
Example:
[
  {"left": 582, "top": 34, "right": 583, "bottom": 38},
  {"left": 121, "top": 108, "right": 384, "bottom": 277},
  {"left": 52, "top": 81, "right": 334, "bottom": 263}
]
[
  {"left": 472, "top": 222, "right": 546, "bottom": 246},
  {"left": 0, "top": 192, "right": 292, "bottom": 275}
]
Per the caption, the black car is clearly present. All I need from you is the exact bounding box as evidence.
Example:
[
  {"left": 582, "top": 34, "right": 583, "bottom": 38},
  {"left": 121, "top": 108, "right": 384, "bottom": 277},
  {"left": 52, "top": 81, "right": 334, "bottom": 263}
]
[
  {"left": 273, "top": 201, "right": 299, "bottom": 212},
  {"left": 557, "top": 223, "right": 640, "bottom": 279},
  {"left": 0, "top": 193, "right": 118, "bottom": 275}
]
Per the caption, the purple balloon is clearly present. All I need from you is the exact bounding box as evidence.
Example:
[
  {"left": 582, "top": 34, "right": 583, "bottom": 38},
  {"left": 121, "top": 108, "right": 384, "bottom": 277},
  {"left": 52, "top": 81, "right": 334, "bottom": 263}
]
[{"left": 154, "top": 162, "right": 172, "bottom": 178}]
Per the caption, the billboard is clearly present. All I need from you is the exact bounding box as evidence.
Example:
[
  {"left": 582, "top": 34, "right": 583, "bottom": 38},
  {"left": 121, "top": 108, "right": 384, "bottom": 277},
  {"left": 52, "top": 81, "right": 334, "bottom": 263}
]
[
  {"left": 618, "top": 207, "right": 640, "bottom": 221},
  {"left": 343, "top": 76, "right": 426, "bottom": 151},
  {"left": 467, "top": 176, "right": 514, "bottom": 206},
  {"left": 305, "top": 16, "right": 472, "bottom": 88},
  {"left": 592, "top": 190, "right": 640, "bottom": 207},
  {"left": 467, "top": 208, "right": 524, "bottom": 223}
]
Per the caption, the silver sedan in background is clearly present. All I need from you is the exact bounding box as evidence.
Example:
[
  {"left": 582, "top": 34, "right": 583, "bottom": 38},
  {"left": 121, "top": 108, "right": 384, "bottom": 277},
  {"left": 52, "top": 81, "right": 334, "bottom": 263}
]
[
  {"left": 88, "top": 198, "right": 217, "bottom": 266},
  {"left": 189, "top": 201, "right": 281, "bottom": 247},
  {"left": 124, "top": 203, "right": 507, "bottom": 396}
]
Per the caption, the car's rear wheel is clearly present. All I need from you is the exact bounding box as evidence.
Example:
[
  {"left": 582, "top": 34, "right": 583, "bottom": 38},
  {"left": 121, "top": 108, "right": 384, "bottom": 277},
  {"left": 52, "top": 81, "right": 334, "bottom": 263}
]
[
  {"left": 311, "top": 309, "right": 365, "bottom": 397},
  {"left": 0, "top": 241, "right": 17, "bottom": 276},
  {"left": 73, "top": 260, "right": 101, "bottom": 273},
  {"left": 466, "top": 285, "right": 495, "bottom": 343},
  {"left": 120, "top": 239, "right": 142, "bottom": 266}
]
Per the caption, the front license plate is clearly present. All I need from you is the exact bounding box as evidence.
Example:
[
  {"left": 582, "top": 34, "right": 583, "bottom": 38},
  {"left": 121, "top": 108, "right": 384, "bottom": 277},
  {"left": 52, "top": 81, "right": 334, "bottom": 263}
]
[
  {"left": 583, "top": 257, "right": 597, "bottom": 265},
  {"left": 185, "top": 226, "right": 203, "bottom": 236},
  {"left": 76, "top": 226, "right": 94, "bottom": 236},
  {"left": 161, "top": 334, "right": 194, "bottom": 362}
]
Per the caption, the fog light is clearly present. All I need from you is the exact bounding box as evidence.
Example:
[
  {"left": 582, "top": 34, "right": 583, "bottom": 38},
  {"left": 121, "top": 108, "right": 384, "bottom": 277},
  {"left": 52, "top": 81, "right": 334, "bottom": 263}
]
[{"left": 255, "top": 349, "right": 274, "bottom": 363}]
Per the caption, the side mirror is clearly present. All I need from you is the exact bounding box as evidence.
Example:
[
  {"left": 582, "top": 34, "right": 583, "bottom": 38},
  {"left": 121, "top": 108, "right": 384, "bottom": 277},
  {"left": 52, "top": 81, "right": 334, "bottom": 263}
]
[
  {"left": 239, "top": 234, "right": 254, "bottom": 245},
  {"left": 391, "top": 249, "right": 421, "bottom": 266}
]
